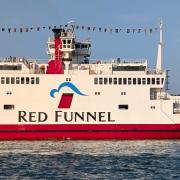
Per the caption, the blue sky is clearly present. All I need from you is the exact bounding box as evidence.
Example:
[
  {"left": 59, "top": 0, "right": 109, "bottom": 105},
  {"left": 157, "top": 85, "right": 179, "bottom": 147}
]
[{"left": 0, "top": 0, "right": 180, "bottom": 93}]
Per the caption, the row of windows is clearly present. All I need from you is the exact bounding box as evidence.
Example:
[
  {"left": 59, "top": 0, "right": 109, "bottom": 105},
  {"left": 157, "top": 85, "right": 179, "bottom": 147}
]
[
  {"left": 0, "top": 77, "right": 40, "bottom": 85},
  {"left": 0, "top": 65, "right": 22, "bottom": 71},
  {"left": 94, "top": 77, "right": 164, "bottom": 85}
]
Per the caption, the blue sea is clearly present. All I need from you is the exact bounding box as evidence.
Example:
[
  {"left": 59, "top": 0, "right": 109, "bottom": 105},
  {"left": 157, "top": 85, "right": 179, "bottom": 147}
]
[{"left": 0, "top": 140, "right": 180, "bottom": 179}]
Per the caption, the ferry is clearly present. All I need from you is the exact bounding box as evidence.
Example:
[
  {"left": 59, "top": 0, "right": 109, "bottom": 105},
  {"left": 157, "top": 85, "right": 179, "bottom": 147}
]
[{"left": 0, "top": 22, "right": 180, "bottom": 139}]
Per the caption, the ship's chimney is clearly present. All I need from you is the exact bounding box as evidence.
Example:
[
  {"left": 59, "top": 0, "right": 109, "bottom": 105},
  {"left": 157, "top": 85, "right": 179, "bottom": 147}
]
[{"left": 156, "top": 20, "right": 163, "bottom": 72}]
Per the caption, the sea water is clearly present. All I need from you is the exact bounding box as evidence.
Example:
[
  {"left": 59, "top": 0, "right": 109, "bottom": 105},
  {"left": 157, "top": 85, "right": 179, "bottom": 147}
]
[{"left": 0, "top": 140, "right": 180, "bottom": 179}]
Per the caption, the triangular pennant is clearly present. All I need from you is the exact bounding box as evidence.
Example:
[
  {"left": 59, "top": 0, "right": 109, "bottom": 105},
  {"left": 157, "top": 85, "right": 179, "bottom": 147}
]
[
  {"left": 115, "top": 29, "right": 118, "bottom": 33},
  {"left": 93, "top": 27, "right": 96, "bottom": 31},
  {"left": 48, "top": 26, "right": 51, "bottom": 30},
  {"left": 98, "top": 27, "right": 102, "bottom": 32},
  {"left": 14, "top": 28, "right": 16, "bottom": 32},
  {"left": 2, "top": 28, "right": 5, "bottom": 31},
  {"left": 138, "top": 29, "right": 141, "bottom": 33},
  {"left": 127, "top": 29, "right": 130, "bottom": 33},
  {"left": 8, "top": 28, "right": 11, "bottom": 33},
  {"left": 20, "top": 28, "right": 23, "bottom": 32}
]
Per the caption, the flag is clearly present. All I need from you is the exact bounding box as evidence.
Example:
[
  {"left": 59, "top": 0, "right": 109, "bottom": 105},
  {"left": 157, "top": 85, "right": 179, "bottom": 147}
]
[
  {"left": 115, "top": 29, "right": 118, "bottom": 33},
  {"left": 8, "top": 28, "right": 11, "bottom": 33}
]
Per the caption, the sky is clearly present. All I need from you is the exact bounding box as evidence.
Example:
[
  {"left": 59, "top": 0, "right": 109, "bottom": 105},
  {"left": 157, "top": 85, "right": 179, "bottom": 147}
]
[{"left": 0, "top": 0, "right": 180, "bottom": 93}]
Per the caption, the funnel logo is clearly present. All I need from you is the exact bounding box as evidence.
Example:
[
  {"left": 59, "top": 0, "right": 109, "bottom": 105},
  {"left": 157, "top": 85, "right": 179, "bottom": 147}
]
[{"left": 50, "top": 82, "right": 88, "bottom": 109}]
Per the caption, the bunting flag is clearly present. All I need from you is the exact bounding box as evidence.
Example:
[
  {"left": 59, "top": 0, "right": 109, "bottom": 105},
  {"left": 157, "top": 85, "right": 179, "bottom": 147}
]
[{"left": 0, "top": 24, "right": 158, "bottom": 34}]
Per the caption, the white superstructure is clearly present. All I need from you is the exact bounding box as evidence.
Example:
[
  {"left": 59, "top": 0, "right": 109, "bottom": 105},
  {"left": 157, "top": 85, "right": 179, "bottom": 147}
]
[{"left": 0, "top": 22, "right": 179, "bottom": 140}]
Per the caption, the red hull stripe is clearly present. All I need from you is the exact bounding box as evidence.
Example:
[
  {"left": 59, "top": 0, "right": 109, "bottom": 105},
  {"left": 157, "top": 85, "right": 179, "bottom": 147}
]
[{"left": 0, "top": 124, "right": 180, "bottom": 140}]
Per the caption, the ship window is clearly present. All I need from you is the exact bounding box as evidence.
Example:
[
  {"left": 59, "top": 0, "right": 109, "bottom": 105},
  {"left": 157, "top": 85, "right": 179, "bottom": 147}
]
[
  {"left": 1, "top": 77, "right": 5, "bottom": 84},
  {"left": 94, "top": 78, "right": 98, "bottom": 84},
  {"left": 36, "top": 77, "right": 39, "bottom": 84},
  {"left": 156, "top": 78, "right": 160, "bottom": 85},
  {"left": 118, "top": 104, "right": 128, "bottom": 110},
  {"left": 150, "top": 88, "right": 157, "bottom": 100},
  {"left": 75, "top": 44, "right": 80, "bottom": 48},
  {"left": 0, "top": 65, "right": 22, "bottom": 70},
  {"left": 63, "top": 40, "right": 66, "bottom": 44},
  {"left": 118, "top": 78, "right": 122, "bottom": 85},
  {"left": 133, "top": 78, "right": 136, "bottom": 85},
  {"left": 31, "top": 77, "right": 35, "bottom": 84},
  {"left": 109, "top": 78, "right": 112, "bottom": 85},
  {"left": 26, "top": 77, "right": 30, "bottom": 84},
  {"left": 128, "top": 78, "right": 131, "bottom": 85},
  {"left": 16, "top": 77, "right": 20, "bottom": 84},
  {"left": 21, "top": 77, "right": 25, "bottom": 84},
  {"left": 4, "top": 104, "right": 15, "bottom": 110},
  {"left": 6, "top": 77, "right": 10, "bottom": 84},
  {"left": 99, "top": 78, "right": 103, "bottom": 85},
  {"left": 67, "top": 40, "right": 71, "bottom": 44},
  {"left": 152, "top": 78, "right": 155, "bottom": 85},
  {"left": 104, "top": 78, "right": 108, "bottom": 85},
  {"left": 142, "top": 78, "right": 146, "bottom": 85},
  {"left": 11, "top": 77, "right": 15, "bottom": 84},
  {"left": 147, "top": 78, "right": 151, "bottom": 85},
  {"left": 161, "top": 78, "right": 164, "bottom": 84},
  {"left": 114, "top": 78, "right": 117, "bottom": 85},
  {"left": 138, "top": 78, "right": 141, "bottom": 85},
  {"left": 123, "top": 78, "right": 127, "bottom": 85}
]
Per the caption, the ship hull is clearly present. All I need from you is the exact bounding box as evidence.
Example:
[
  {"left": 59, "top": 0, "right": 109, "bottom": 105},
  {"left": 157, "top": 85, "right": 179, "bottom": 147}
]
[{"left": 0, "top": 124, "right": 180, "bottom": 140}]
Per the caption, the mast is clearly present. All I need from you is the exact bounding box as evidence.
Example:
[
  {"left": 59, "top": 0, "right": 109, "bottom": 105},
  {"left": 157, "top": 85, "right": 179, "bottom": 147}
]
[{"left": 156, "top": 20, "right": 163, "bottom": 72}]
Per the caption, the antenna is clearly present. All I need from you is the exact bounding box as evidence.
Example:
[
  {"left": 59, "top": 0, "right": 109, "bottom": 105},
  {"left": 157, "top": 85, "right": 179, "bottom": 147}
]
[{"left": 156, "top": 19, "right": 163, "bottom": 72}]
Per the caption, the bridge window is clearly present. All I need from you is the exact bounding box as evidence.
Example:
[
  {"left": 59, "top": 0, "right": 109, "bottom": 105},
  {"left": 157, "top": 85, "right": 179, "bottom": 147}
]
[
  {"left": 133, "top": 78, "right": 136, "bottom": 85},
  {"left": 26, "top": 77, "right": 30, "bottom": 84},
  {"left": 6, "top": 77, "right": 10, "bottom": 84},
  {"left": 118, "top": 78, "right": 122, "bottom": 85},
  {"left": 147, "top": 78, "right": 151, "bottom": 85},
  {"left": 99, "top": 78, "right": 103, "bottom": 85},
  {"left": 152, "top": 78, "right": 155, "bottom": 85},
  {"left": 21, "top": 77, "right": 25, "bottom": 84},
  {"left": 123, "top": 78, "right": 127, "bottom": 85},
  {"left": 142, "top": 78, "right": 146, "bottom": 85},
  {"left": 114, "top": 78, "right": 117, "bottom": 85},
  {"left": 161, "top": 78, "right": 164, "bottom": 84},
  {"left": 156, "top": 78, "right": 160, "bottom": 85},
  {"left": 11, "top": 77, "right": 15, "bottom": 84},
  {"left": 1, "top": 77, "right": 5, "bottom": 84},
  {"left": 94, "top": 78, "right": 98, "bottom": 84},
  {"left": 16, "top": 77, "right": 20, "bottom": 84},
  {"left": 128, "top": 78, "right": 131, "bottom": 85},
  {"left": 104, "top": 78, "right": 108, "bottom": 85},
  {"left": 138, "top": 78, "right": 141, "bottom": 85},
  {"left": 109, "top": 78, "right": 112, "bottom": 85}
]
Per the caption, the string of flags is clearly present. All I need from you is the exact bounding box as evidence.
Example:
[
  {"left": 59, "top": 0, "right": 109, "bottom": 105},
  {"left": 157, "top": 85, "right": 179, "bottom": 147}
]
[{"left": 0, "top": 24, "right": 158, "bottom": 34}]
